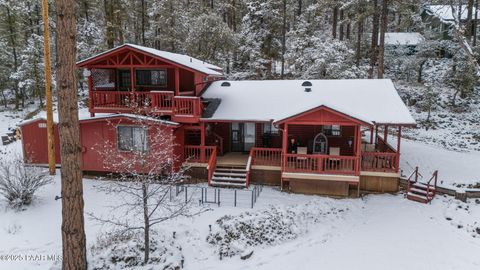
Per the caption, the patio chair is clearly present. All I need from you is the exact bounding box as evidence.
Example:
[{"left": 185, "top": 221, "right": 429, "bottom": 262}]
[{"left": 328, "top": 147, "right": 341, "bottom": 170}]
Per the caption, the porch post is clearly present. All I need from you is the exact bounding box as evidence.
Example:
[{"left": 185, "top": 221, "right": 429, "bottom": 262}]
[
  {"left": 200, "top": 122, "right": 206, "bottom": 162},
  {"left": 375, "top": 125, "right": 379, "bottom": 144},
  {"left": 355, "top": 125, "right": 362, "bottom": 175},
  {"left": 175, "top": 67, "right": 180, "bottom": 96},
  {"left": 87, "top": 69, "right": 94, "bottom": 117},
  {"left": 396, "top": 126, "right": 402, "bottom": 173},
  {"left": 130, "top": 66, "right": 135, "bottom": 108},
  {"left": 281, "top": 123, "right": 288, "bottom": 190}
]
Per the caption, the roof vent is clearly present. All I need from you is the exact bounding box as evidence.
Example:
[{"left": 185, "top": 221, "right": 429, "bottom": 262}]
[
  {"left": 221, "top": 82, "right": 231, "bottom": 87},
  {"left": 302, "top": 81, "right": 312, "bottom": 87},
  {"left": 190, "top": 58, "right": 192, "bottom": 62},
  {"left": 304, "top": 88, "right": 312, "bottom": 92}
]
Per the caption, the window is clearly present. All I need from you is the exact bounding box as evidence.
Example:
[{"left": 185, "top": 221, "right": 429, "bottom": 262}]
[
  {"left": 263, "top": 123, "right": 279, "bottom": 134},
  {"left": 136, "top": 69, "right": 167, "bottom": 86},
  {"left": 117, "top": 126, "right": 148, "bottom": 152},
  {"left": 322, "top": 125, "right": 341, "bottom": 136},
  {"left": 118, "top": 70, "right": 131, "bottom": 89}
]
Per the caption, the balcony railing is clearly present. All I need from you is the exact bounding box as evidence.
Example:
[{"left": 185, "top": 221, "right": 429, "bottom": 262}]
[
  {"left": 283, "top": 154, "right": 358, "bottom": 175},
  {"left": 90, "top": 91, "right": 202, "bottom": 119},
  {"left": 250, "top": 147, "right": 282, "bottom": 167},
  {"left": 360, "top": 152, "right": 398, "bottom": 173},
  {"left": 184, "top": 145, "right": 215, "bottom": 163}
]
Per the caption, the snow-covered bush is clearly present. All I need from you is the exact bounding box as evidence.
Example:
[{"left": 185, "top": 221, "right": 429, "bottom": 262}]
[
  {"left": 90, "top": 230, "right": 183, "bottom": 270},
  {"left": 0, "top": 158, "right": 52, "bottom": 209},
  {"left": 207, "top": 201, "right": 349, "bottom": 258}
]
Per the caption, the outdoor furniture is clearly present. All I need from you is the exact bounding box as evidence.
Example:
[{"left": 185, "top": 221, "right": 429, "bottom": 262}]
[{"left": 328, "top": 147, "right": 341, "bottom": 170}]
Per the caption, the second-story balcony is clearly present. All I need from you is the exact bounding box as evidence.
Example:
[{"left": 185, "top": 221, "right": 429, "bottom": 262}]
[{"left": 87, "top": 68, "right": 203, "bottom": 123}]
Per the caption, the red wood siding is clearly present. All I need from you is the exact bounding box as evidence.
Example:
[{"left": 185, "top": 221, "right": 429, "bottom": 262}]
[{"left": 20, "top": 119, "right": 61, "bottom": 165}]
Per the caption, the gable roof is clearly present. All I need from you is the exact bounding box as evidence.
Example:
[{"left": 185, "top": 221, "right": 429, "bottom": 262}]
[
  {"left": 76, "top": 44, "right": 223, "bottom": 76},
  {"left": 423, "top": 5, "right": 478, "bottom": 22},
  {"left": 201, "top": 79, "right": 416, "bottom": 126}
]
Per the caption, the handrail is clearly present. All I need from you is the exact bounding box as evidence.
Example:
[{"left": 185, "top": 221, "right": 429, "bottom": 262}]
[
  {"left": 361, "top": 151, "right": 398, "bottom": 173},
  {"left": 207, "top": 148, "right": 217, "bottom": 186},
  {"left": 245, "top": 148, "right": 253, "bottom": 188},
  {"left": 250, "top": 147, "right": 282, "bottom": 167},
  {"left": 212, "top": 132, "right": 224, "bottom": 155},
  {"left": 406, "top": 166, "right": 419, "bottom": 194},
  {"left": 184, "top": 145, "right": 215, "bottom": 163},
  {"left": 425, "top": 170, "right": 438, "bottom": 201}
]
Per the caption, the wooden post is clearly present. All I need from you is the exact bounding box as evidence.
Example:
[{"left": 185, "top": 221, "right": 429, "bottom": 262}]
[
  {"left": 130, "top": 65, "right": 135, "bottom": 106},
  {"left": 175, "top": 67, "right": 180, "bottom": 96},
  {"left": 42, "top": 0, "right": 55, "bottom": 175},
  {"left": 87, "top": 69, "right": 94, "bottom": 117},
  {"left": 375, "top": 125, "right": 379, "bottom": 144},
  {"left": 200, "top": 123, "right": 206, "bottom": 162},
  {"left": 355, "top": 125, "right": 362, "bottom": 175},
  {"left": 396, "top": 126, "right": 402, "bottom": 173},
  {"left": 281, "top": 123, "right": 288, "bottom": 190}
]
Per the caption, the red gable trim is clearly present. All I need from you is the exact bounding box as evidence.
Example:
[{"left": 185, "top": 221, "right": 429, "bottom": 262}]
[
  {"left": 273, "top": 105, "right": 372, "bottom": 127},
  {"left": 76, "top": 44, "right": 218, "bottom": 76}
]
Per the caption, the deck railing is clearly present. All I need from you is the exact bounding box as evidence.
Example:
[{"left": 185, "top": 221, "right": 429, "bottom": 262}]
[
  {"left": 173, "top": 96, "right": 202, "bottom": 117},
  {"left": 90, "top": 91, "right": 201, "bottom": 118},
  {"left": 250, "top": 147, "right": 282, "bottom": 167},
  {"left": 184, "top": 145, "right": 215, "bottom": 163},
  {"left": 360, "top": 152, "right": 398, "bottom": 173},
  {"left": 92, "top": 91, "right": 132, "bottom": 108},
  {"left": 283, "top": 154, "right": 358, "bottom": 175},
  {"left": 207, "top": 148, "right": 217, "bottom": 185}
]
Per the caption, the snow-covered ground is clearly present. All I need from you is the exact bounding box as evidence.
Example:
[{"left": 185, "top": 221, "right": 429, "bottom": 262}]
[{"left": 0, "top": 168, "right": 479, "bottom": 270}]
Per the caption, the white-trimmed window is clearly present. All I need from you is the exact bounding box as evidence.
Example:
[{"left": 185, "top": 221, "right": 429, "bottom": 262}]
[
  {"left": 323, "top": 125, "right": 341, "bottom": 136},
  {"left": 117, "top": 126, "right": 148, "bottom": 152},
  {"left": 263, "top": 123, "right": 279, "bottom": 134}
]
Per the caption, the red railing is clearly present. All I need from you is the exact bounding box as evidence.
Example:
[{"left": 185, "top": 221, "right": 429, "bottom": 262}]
[
  {"left": 91, "top": 91, "right": 202, "bottom": 118},
  {"left": 426, "top": 170, "right": 438, "bottom": 201},
  {"left": 92, "top": 91, "right": 132, "bottom": 108},
  {"left": 250, "top": 147, "right": 282, "bottom": 167},
  {"left": 406, "top": 166, "right": 420, "bottom": 193},
  {"left": 361, "top": 152, "right": 398, "bottom": 173},
  {"left": 283, "top": 154, "right": 357, "bottom": 175},
  {"left": 207, "top": 148, "right": 217, "bottom": 185},
  {"left": 173, "top": 97, "right": 202, "bottom": 116},
  {"left": 184, "top": 145, "right": 215, "bottom": 163},
  {"left": 135, "top": 91, "right": 174, "bottom": 111}
]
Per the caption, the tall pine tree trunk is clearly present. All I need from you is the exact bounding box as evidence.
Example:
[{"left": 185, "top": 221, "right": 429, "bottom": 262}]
[
  {"left": 281, "top": 0, "right": 287, "bottom": 78},
  {"left": 332, "top": 6, "right": 338, "bottom": 39},
  {"left": 339, "top": 9, "right": 344, "bottom": 41},
  {"left": 356, "top": 11, "right": 364, "bottom": 66},
  {"left": 377, "top": 0, "right": 388, "bottom": 79},
  {"left": 55, "top": 0, "right": 87, "bottom": 268},
  {"left": 467, "top": 0, "right": 474, "bottom": 42},
  {"left": 368, "top": 0, "right": 379, "bottom": 79}
]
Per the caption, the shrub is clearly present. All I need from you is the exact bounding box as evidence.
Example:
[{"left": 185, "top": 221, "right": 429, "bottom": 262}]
[
  {"left": 90, "top": 230, "right": 184, "bottom": 270},
  {"left": 0, "top": 158, "right": 52, "bottom": 209}
]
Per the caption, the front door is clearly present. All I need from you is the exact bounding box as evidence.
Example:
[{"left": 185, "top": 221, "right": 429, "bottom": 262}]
[
  {"left": 231, "top": 123, "right": 244, "bottom": 152},
  {"left": 230, "top": 123, "right": 256, "bottom": 152}
]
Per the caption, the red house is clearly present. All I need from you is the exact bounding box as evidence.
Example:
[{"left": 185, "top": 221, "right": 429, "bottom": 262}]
[{"left": 21, "top": 44, "right": 416, "bottom": 197}]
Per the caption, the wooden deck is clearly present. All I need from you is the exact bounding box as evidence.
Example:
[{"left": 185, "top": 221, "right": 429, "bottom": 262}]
[{"left": 217, "top": 152, "right": 249, "bottom": 166}]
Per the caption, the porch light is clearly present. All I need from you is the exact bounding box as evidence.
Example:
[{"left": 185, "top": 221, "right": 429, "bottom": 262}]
[{"left": 347, "top": 137, "right": 353, "bottom": 148}]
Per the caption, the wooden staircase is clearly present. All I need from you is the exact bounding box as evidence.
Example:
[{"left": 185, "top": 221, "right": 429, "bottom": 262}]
[
  {"left": 210, "top": 165, "right": 248, "bottom": 188},
  {"left": 405, "top": 167, "right": 438, "bottom": 204}
]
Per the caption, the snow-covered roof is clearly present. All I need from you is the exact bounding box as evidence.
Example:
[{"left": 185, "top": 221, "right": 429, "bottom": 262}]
[
  {"left": 201, "top": 79, "right": 416, "bottom": 126},
  {"left": 19, "top": 114, "right": 179, "bottom": 127},
  {"left": 383, "top": 32, "right": 425, "bottom": 46},
  {"left": 424, "top": 5, "right": 478, "bottom": 22},
  {"left": 77, "top": 44, "right": 223, "bottom": 76}
]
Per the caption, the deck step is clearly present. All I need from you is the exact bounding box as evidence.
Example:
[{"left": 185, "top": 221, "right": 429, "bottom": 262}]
[
  {"left": 210, "top": 181, "right": 247, "bottom": 188},
  {"left": 215, "top": 168, "right": 247, "bottom": 173},
  {"left": 214, "top": 172, "right": 247, "bottom": 177},
  {"left": 212, "top": 176, "right": 246, "bottom": 183},
  {"left": 409, "top": 187, "right": 435, "bottom": 197},
  {"left": 406, "top": 192, "right": 430, "bottom": 204}
]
